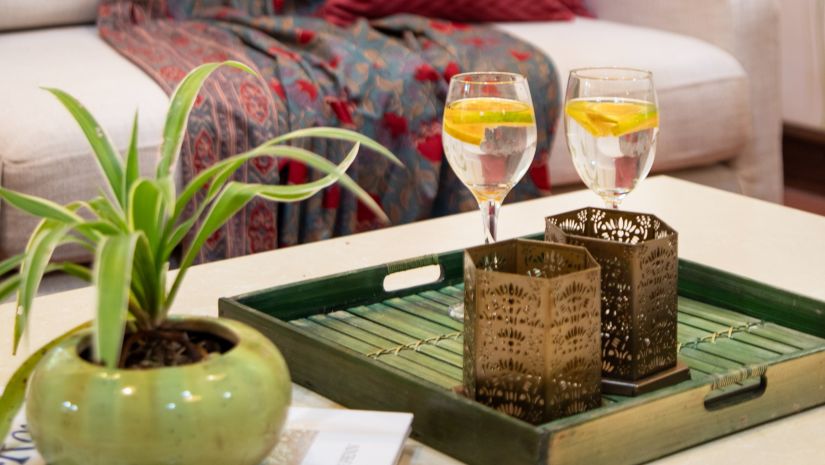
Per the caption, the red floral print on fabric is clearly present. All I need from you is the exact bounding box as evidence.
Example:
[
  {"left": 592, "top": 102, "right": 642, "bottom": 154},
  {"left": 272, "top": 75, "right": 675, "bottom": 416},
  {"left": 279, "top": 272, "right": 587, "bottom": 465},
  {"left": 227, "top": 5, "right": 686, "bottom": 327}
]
[
  {"left": 287, "top": 160, "right": 308, "bottom": 184},
  {"left": 414, "top": 64, "right": 439, "bottom": 82},
  {"left": 326, "top": 97, "right": 355, "bottom": 126},
  {"left": 415, "top": 122, "right": 443, "bottom": 162},
  {"left": 203, "top": 51, "right": 230, "bottom": 62},
  {"left": 510, "top": 50, "right": 532, "bottom": 61},
  {"left": 205, "top": 228, "right": 223, "bottom": 249},
  {"left": 268, "top": 45, "right": 300, "bottom": 61},
  {"left": 252, "top": 156, "right": 275, "bottom": 176},
  {"left": 356, "top": 193, "right": 382, "bottom": 223},
  {"left": 529, "top": 150, "right": 552, "bottom": 191},
  {"left": 327, "top": 55, "right": 340, "bottom": 69},
  {"left": 268, "top": 78, "right": 286, "bottom": 100},
  {"left": 296, "top": 29, "right": 315, "bottom": 44},
  {"left": 159, "top": 65, "right": 186, "bottom": 82},
  {"left": 323, "top": 184, "right": 341, "bottom": 209},
  {"left": 297, "top": 79, "right": 318, "bottom": 101},
  {"left": 171, "top": 32, "right": 189, "bottom": 47},
  {"left": 430, "top": 19, "right": 456, "bottom": 34},
  {"left": 417, "top": 134, "right": 442, "bottom": 162},
  {"left": 462, "top": 37, "right": 486, "bottom": 48},
  {"left": 443, "top": 62, "right": 460, "bottom": 82},
  {"left": 247, "top": 203, "right": 276, "bottom": 252},
  {"left": 240, "top": 81, "right": 270, "bottom": 124},
  {"left": 383, "top": 113, "right": 408, "bottom": 138},
  {"left": 192, "top": 129, "right": 215, "bottom": 174}
]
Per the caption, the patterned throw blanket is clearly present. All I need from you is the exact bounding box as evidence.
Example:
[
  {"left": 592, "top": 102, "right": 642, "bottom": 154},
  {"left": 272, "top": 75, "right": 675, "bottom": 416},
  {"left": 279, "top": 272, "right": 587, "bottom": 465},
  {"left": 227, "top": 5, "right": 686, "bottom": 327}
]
[{"left": 98, "top": 0, "right": 560, "bottom": 263}]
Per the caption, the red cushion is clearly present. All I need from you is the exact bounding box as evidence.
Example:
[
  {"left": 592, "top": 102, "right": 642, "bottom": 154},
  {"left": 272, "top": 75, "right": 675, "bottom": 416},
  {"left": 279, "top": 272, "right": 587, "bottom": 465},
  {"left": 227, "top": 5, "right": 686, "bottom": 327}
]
[{"left": 321, "top": 0, "right": 592, "bottom": 27}]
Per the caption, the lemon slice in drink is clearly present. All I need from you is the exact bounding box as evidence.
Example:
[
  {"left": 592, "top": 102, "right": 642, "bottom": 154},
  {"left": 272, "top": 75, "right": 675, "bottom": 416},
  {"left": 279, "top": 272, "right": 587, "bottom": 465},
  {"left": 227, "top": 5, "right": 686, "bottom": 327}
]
[
  {"left": 444, "top": 98, "right": 535, "bottom": 146},
  {"left": 565, "top": 99, "right": 658, "bottom": 137}
]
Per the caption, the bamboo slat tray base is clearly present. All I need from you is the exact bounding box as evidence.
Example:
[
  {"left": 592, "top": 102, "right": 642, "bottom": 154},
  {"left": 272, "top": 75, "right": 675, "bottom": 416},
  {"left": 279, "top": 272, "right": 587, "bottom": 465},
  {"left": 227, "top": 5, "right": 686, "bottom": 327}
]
[{"left": 219, "top": 250, "right": 825, "bottom": 465}]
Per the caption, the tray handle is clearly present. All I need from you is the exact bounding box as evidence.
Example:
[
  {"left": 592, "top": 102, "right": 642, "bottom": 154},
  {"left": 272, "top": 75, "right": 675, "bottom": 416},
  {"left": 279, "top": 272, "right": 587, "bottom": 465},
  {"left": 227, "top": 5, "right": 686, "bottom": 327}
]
[
  {"left": 383, "top": 255, "right": 444, "bottom": 292},
  {"left": 704, "top": 363, "right": 768, "bottom": 411}
]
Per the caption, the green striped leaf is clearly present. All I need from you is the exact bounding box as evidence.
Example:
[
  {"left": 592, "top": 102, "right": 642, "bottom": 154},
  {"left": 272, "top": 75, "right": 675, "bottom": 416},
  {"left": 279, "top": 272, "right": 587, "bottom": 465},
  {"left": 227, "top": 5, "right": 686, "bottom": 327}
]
[
  {"left": 262, "top": 127, "right": 402, "bottom": 166},
  {"left": 93, "top": 233, "right": 139, "bottom": 368},
  {"left": 13, "top": 221, "right": 73, "bottom": 353},
  {"left": 42, "top": 88, "right": 125, "bottom": 206},
  {"left": 0, "top": 188, "right": 83, "bottom": 224},
  {"left": 124, "top": 111, "right": 141, "bottom": 202},
  {"left": 156, "top": 61, "right": 256, "bottom": 179},
  {"left": 0, "top": 254, "right": 23, "bottom": 276}
]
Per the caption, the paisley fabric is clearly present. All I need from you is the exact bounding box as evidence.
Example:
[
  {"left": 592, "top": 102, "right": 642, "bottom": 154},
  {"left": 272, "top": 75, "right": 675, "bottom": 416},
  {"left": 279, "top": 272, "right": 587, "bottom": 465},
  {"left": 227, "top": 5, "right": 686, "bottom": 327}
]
[{"left": 98, "top": 0, "right": 560, "bottom": 263}]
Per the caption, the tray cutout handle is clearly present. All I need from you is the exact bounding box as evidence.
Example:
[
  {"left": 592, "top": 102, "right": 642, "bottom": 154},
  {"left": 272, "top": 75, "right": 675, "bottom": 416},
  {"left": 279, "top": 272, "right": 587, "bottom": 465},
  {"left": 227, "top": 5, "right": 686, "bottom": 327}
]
[
  {"left": 704, "top": 363, "right": 768, "bottom": 411},
  {"left": 383, "top": 255, "right": 444, "bottom": 292}
]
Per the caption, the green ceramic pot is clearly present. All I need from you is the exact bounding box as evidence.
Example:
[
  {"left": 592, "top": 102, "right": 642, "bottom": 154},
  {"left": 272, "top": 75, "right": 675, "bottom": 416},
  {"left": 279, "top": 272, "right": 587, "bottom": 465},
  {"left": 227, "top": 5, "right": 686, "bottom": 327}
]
[{"left": 25, "top": 316, "right": 291, "bottom": 465}]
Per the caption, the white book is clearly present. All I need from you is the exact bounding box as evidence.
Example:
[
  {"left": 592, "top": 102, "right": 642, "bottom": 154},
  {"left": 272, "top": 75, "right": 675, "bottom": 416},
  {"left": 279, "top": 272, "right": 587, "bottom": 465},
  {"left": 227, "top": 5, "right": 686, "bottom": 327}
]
[{"left": 1, "top": 407, "right": 413, "bottom": 465}]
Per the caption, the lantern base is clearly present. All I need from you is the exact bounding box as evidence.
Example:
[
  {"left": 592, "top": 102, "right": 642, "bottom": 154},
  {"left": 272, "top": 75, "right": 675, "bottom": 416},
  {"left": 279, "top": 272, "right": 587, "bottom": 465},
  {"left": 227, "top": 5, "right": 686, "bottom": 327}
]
[{"left": 601, "top": 362, "right": 691, "bottom": 397}]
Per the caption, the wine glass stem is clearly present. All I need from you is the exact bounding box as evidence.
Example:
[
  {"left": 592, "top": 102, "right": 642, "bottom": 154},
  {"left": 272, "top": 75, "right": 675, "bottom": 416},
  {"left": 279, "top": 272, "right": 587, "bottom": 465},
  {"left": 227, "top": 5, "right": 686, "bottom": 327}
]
[
  {"left": 606, "top": 198, "right": 620, "bottom": 209},
  {"left": 479, "top": 200, "right": 501, "bottom": 244}
]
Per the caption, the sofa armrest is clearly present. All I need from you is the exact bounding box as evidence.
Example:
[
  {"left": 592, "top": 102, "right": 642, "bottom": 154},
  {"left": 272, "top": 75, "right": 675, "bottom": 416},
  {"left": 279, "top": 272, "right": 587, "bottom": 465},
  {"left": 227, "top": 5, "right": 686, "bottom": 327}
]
[{"left": 587, "top": 0, "right": 783, "bottom": 201}]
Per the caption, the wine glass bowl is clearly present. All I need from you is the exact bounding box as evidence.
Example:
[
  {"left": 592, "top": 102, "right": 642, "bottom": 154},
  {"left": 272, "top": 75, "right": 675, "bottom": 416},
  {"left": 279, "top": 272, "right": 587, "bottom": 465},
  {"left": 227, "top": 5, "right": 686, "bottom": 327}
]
[
  {"left": 443, "top": 72, "right": 537, "bottom": 243},
  {"left": 564, "top": 67, "right": 659, "bottom": 209}
]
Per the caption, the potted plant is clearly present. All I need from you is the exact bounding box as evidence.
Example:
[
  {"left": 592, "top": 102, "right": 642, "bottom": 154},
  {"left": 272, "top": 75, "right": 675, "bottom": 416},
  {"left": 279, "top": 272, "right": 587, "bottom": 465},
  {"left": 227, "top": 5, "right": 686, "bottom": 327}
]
[{"left": 0, "top": 61, "right": 400, "bottom": 465}]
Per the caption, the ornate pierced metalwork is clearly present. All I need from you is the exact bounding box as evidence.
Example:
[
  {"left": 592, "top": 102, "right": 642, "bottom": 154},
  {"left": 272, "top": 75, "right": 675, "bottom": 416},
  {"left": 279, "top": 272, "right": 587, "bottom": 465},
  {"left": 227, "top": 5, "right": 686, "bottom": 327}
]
[
  {"left": 545, "top": 207, "right": 678, "bottom": 380},
  {"left": 463, "top": 239, "right": 602, "bottom": 423}
]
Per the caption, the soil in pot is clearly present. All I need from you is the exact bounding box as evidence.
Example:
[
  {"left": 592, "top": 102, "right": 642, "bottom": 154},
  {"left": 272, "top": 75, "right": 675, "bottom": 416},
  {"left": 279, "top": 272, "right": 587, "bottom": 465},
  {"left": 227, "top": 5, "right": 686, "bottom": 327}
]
[{"left": 79, "top": 328, "right": 235, "bottom": 369}]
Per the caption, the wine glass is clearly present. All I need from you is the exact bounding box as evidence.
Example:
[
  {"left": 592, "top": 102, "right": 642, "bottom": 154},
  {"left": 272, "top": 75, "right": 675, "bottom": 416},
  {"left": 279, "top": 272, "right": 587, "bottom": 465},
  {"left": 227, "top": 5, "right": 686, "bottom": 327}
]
[
  {"left": 564, "top": 68, "right": 659, "bottom": 209},
  {"left": 443, "top": 72, "right": 537, "bottom": 319}
]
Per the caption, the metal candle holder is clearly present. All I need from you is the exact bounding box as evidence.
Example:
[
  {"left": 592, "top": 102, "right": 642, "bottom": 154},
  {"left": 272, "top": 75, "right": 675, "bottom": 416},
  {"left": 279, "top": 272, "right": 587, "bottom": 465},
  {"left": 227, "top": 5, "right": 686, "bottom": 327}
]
[
  {"left": 545, "top": 207, "right": 680, "bottom": 385},
  {"left": 463, "top": 239, "right": 602, "bottom": 424}
]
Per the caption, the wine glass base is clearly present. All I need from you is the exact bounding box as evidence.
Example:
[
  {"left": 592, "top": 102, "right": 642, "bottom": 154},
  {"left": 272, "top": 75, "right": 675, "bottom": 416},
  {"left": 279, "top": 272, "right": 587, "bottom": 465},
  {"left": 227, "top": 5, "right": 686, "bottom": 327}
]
[{"left": 448, "top": 302, "right": 464, "bottom": 320}]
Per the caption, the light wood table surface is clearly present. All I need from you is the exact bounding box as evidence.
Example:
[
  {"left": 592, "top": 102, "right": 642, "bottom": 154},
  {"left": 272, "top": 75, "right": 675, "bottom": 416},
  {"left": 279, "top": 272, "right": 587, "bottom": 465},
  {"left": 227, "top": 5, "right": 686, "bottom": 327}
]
[{"left": 2, "top": 176, "right": 824, "bottom": 464}]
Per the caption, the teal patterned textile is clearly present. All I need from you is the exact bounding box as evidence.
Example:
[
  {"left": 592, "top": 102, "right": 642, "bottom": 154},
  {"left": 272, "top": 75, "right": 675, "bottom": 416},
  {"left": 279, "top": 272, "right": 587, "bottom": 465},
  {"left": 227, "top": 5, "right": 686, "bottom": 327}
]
[{"left": 98, "top": 0, "right": 560, "bottom": 262}]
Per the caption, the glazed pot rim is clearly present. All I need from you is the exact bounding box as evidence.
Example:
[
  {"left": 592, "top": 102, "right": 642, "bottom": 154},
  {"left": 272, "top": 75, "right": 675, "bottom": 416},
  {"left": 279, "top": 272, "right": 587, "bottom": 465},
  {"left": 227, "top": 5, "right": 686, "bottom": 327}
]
[{"left": 73, "top": 316, "right": 240, "bottom": 372}]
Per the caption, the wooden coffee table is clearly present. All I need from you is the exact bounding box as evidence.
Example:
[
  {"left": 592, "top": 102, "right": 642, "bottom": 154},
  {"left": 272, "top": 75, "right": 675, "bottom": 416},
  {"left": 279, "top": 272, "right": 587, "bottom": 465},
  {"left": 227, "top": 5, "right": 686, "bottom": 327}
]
[{"left": 2, "top": 176, "right": 823, "bottom": 464}]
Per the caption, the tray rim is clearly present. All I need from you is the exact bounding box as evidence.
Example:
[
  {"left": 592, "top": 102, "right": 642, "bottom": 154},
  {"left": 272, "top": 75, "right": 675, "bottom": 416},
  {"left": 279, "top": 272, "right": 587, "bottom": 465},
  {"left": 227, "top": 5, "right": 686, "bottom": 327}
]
[{"left": 218, "top": 244, "right": 825, "bottom": 465}]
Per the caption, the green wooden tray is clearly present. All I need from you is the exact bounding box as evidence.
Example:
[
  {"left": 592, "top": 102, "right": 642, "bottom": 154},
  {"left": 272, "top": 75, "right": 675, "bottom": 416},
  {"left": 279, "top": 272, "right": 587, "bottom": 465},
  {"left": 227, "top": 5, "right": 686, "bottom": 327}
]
[{"left": 219, "top": 242, "right": 825, "bottom": 465}]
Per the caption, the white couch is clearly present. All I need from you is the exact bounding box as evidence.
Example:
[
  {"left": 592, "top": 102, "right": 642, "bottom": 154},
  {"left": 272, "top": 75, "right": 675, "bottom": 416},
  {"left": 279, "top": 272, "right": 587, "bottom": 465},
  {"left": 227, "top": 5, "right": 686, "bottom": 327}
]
[{"left": 0, "top": 0, "right": 782, "bottom": 261}]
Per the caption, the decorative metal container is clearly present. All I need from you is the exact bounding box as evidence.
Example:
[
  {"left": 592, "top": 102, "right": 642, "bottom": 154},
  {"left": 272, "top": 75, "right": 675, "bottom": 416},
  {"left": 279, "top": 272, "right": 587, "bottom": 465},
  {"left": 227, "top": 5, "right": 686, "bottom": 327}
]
[
  {"left": 545, "top": 207, "right": 679, "bottom": 382},
  {"left": 463, "top": 238, "right": 602, "bottom": 423}
]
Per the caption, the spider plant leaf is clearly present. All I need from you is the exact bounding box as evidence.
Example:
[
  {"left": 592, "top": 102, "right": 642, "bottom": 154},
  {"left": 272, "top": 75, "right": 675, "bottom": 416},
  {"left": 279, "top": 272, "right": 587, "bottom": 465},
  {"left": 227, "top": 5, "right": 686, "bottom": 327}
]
[
  {"left": 124, "top": 111, "right": 141, "bottom": 202},
  {"left": 13, "top": 221, "right": 73, "bottom": 354},
  {"left": 165, "top": 143, "right": 355, "bottom": 258},
  {"left": 172, "top": 127, "right": 395, "bottom": 220},
  {"left": 156, "top": 175, "right": 176, "bottom": 217},
  {"left": 74, "top": 220, "right": 122, "bottom": 238},
  {"left": 167, "top": 182, "right": 258, "bottom": 305},
  {"left": 0, "top": 188, "right": 83, "bottom": 224},
  {"left": 249, "top": 145, "right": 386, "bottom": 222},
  {"left": 263, "top": 127, "right": 402, "bottom": 166},
  {"left": 132, "top": 233, "right": 161, "bottom": 322},
  {"left": 87, "top": 197, "right": 129, "bottom": 231},
  {"left": 42, "top": 88, "right": 125, "bottom": 206},
  {"left": 0, "top": 321, "right": 91, "bottom": 443},
  {"left": 93, "top": 233, "right": 139, "bottom": 368},
  {"left": 128, "top": 179, "right": 166, "bottom": 256},
  {"left": 167, "top": 145, "right": 387, "bottom": 306},
  {"left": 50, "top": 262, "right": 93, "bottom": 283},
  {"left": 0, "top": 275, "right": 21, "bottom": 304},
  {"left": 156, "top": 60, "right": 256, "bottom": 180},
  {"left": 0, "top": 254, "right": 24, "bottom": 276}
]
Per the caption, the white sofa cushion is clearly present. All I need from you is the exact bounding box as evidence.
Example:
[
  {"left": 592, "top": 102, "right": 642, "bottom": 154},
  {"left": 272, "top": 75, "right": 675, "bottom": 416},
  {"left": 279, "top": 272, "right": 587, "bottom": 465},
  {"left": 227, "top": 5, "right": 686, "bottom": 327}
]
[
  {"left": 495, "top": 17, "right": 751, "bottom": 187},
  {"left": 0, "top": 26, "right": 168, "bottom": 260},
  {"left": 0, "top": 0, "right": 99, "bottom": 31}
]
